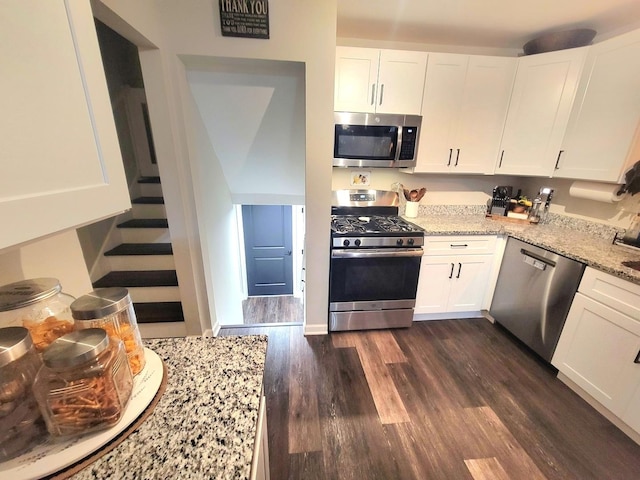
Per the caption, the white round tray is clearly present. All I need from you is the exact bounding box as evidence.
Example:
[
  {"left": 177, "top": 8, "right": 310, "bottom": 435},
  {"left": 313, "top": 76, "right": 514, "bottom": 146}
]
[{"left": 0, "top": 347, "right": 164, "bottom": 480}]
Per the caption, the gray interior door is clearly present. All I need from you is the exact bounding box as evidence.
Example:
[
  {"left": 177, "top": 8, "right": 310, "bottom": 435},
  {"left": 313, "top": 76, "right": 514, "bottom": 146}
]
[{"left": 243, "top": 205, "right": 293, "bottom": 296}]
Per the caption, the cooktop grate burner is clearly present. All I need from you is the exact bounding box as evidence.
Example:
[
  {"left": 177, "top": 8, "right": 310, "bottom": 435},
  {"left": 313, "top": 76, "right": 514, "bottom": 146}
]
[{"left": 331, "top": 215, "right": 422, "bottom": 235}]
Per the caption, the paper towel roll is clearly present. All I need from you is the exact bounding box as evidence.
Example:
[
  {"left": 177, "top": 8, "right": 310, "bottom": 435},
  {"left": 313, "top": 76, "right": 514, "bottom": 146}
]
[{"left": 569, "top": 181, "right": 625, "bottom": 203}]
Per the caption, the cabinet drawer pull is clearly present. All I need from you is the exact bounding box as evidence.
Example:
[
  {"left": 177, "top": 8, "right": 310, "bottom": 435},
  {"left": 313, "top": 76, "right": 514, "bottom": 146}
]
[
  {"left": 371, "top": 84, "right": 376, "bottom": 105},
  {"left": 379, "top": 84, "right": 384, "bottom": 106},
  {"left": 499, "top": 150, "right": 505, "bottom": 168},
  {"left": 449, "top": 263, "right": 455, "bottom": 279},
  {"left": 635, "top": 350, "right": 640, "bottom": 364},
  {"left": 456, "top": 262, "right": 462, "bottom": 279},
  {"left": 555, "top": 150, "right": 564, "bottom": 170},
  {"left": 450, "top": 244, "right": 468, "bottom": 248},
  {"left": 455, "top": 148, "right": 460, "bottom": 167},
  {"left": 447, "top": 148, "right": 453, "bottom": 167}
]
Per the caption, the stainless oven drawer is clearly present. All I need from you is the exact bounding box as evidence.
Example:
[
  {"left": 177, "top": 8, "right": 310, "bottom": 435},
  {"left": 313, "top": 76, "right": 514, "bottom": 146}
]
[{"left": 329, "top": 308, "right": 413, "bottom": 331}]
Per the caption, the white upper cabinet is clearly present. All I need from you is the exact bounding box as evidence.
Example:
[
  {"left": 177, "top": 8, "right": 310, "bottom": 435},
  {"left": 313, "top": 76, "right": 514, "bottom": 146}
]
[
  {"left": 495, "top": 47, "right": 588, "bottom": 177},
  {"left": 555, "top": 29, "right": 640, "bottom": 182},
  {"left": 415, "top": 53, "right": 516, "bottom": 174},
  {"left": 334, "top": 47, "right": 427, "bottom": 115},
  {"left": 0, "top": 0, "right": 130, "bottom": 251}
]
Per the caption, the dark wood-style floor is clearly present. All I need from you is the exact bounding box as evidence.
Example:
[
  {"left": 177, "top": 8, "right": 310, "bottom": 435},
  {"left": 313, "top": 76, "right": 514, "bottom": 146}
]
[
  {"left": 221, "top": 319, "right": 640, "bottom": 480},
  {"left": 242, "top": 296, "right": 303, "bottom": 324}
]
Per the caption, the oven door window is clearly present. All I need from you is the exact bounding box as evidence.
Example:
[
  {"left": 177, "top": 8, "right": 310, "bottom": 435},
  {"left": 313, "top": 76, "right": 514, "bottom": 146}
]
[
  {"left": 334, "top": 125, "right": 398, "bottom": 160},
  {"left": 330, "top": 254, "right": 420, "bottom": 302}
]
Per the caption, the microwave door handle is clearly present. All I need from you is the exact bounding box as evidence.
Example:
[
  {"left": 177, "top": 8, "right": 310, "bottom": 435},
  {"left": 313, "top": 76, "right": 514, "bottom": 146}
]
[{"left": 395, "top": 126, "right": 403, "bottom": 161}]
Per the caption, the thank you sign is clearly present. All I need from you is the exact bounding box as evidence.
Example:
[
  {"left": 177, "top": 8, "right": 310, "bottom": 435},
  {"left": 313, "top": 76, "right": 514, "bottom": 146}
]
[{"left": 219, "top": 0, "right": 270, "bottom": 39}]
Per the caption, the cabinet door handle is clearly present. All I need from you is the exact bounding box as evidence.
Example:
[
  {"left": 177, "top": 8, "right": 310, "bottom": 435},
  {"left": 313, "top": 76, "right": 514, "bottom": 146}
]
[
  {"left": 447, "top": 148, "right": 453, "bottom": 166},
  {"left": 371, "top": 84, "right": 376, "bottom": 106},
  {"left": 498, "top": 150, "right": 505, "bottom": 168},
  {"left": 456, "top": 262, "right": 462, "bottom": 278},
  {"left": 634, "top": 350, "right": 640, "bottom": 364},
  {"left": 449, "top": 263, "right": 455, "bottom": 279},
  {"left": 555, "top": 150, "right": 564, "bottom": 170},
  {"left": 455, "top": 148, "right": 460, "bottom": 167},
  {"left": 450, "top": 244, "right": 468, "bottom": 248},
  {"left": 379, "top": 84, "right": 384, "bottom": 106}
]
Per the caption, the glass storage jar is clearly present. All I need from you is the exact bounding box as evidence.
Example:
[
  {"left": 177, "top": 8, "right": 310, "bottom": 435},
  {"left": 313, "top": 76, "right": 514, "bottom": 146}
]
[
  {"left": 0, "top": 278, "right": 75, "bottom": 352},
  {"left": 33, "top": 328, "right": 133, "bottom": 438},
  {"left": 70, "top": 288, "right": 146, "bottom": 376},
  {"left": 0, "top": 326, "right": 46, "bottom": 461}
]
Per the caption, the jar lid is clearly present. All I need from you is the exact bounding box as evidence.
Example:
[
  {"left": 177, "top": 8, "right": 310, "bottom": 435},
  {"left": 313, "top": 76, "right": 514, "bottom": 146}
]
[
  {"left": 43, "top": 328, "right": 109, "bottom": 368},
  {"left": 0, "top": 326, "right": 33, "bottom": 368},
  {"left": 71, "top": 288, "right": 131, "bottom": 320},
  {"left": 0, "top": 278, "right": 62, "bottom": 312}
]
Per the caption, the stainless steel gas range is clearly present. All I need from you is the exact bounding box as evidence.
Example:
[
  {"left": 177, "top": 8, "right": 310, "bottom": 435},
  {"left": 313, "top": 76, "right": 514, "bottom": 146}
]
[{"left": 329, "top": 189, "right": 425, "bottom": 332}]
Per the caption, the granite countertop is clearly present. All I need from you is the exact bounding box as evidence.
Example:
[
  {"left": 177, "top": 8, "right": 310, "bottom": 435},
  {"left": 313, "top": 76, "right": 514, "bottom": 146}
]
[
  {"left": 407, "top": 213, "right": 640, "bottom": 285},
  {"left": 72, "top": 335, "right": 268, "bottom": 480}
]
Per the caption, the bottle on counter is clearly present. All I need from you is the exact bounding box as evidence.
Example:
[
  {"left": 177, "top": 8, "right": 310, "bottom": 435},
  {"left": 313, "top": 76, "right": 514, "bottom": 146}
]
[
  {"left": 70, "top": 288, "right": 146, "bottom": 376},
  {"left": 0, "top": 326, "right": 46, "bottom": 461},
  {"left": 33, "top": 328, "right": 133, "bottom": 438},
  {"left": 0, "top": 278, "right": 75, "bottom": 353}
]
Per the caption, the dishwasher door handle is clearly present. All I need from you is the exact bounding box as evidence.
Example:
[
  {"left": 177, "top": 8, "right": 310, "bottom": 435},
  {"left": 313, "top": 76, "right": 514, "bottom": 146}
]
[{"left": 521, "top": 248, "right": 556, "bottom": 268}]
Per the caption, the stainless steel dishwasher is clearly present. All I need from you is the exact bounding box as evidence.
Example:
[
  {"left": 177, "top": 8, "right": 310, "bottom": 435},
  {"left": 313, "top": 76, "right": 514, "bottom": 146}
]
[{"left": 490, "top": 237, "right": 585, "bottom": 362}]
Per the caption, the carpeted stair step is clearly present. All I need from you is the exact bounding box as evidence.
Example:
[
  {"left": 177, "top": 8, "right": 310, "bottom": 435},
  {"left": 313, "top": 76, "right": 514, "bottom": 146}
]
[
  {"left": 105, "top": 243, "right": 173, "bottom": 256},
  {"left": 134, "top": 302, "right": 184, "bottom": 324},
  {"left": 117, "top": 219, "right": 168, "bottom": 229},
  {"left": 93, "top": 270, "right": 178, "bottom": 288}
]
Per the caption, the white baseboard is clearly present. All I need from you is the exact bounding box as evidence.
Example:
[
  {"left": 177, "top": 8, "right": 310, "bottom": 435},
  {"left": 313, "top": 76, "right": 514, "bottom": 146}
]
[
  {"left": 202, "top": 320, "right": 221, "bottom": 338},
  {"left": 304, "top": 322, "right": 328, "bottom": 336}
]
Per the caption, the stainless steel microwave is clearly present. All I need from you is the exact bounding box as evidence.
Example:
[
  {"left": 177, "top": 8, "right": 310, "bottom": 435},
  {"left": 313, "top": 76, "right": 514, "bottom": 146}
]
[{"left": 333, "top": 112, "right": 422, "bottom": 168}]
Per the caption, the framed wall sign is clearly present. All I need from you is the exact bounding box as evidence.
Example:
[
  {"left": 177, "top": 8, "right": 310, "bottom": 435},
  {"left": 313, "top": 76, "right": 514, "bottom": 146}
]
[{"left": 219, "top": 0, "right": 270, "bottom": 39}]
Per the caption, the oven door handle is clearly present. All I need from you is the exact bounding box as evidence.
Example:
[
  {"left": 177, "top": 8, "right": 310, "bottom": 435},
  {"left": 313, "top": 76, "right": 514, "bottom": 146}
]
[{"left": 331, "top": 248, "right": 424, "bottom": 259}]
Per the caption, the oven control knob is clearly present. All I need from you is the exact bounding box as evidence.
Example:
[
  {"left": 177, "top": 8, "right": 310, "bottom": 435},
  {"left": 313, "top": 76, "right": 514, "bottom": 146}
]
[
  {"left": 396, "top": 238, "right": 404, "bottom": 246},
  {"left": 355, "top": 239, "right": 361, "bottom": 247},
  {"left": 408, "top": 238, "right": 415, "bottom": 245},
  {"left": 343, "top": 239, "right": 350, "bottom": 247}
]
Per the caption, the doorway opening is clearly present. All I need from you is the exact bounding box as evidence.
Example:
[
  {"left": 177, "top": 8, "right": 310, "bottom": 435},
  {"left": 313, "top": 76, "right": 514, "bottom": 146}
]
[{"left": 238, "top": 204, "right": 304, "bottom": 325}]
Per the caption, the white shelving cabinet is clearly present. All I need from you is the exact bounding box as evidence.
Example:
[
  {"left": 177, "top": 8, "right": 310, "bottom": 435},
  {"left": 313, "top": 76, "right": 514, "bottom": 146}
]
[
  {"left": 0, "top": 0, "right": 130, "bottom": 251},
  {"left": 415, "top": 54, "right": 516, "bottom": 174},
  {"left": 555, "top": 29, "right": 640, "bottom": 182},
  {"left": 415, "top": 236, "right": 498, "bottom": 319},
  {"left": 334, "top": 47, "right": 427, "bottom": 115},
  {"left": 495, "top": 47, "right": 588, "bottom": 177}
]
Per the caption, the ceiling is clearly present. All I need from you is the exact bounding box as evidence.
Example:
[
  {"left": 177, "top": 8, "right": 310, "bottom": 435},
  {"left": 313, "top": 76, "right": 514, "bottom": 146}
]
[{"left": 337, "top": 0, "right": 640, "bottom": 50}]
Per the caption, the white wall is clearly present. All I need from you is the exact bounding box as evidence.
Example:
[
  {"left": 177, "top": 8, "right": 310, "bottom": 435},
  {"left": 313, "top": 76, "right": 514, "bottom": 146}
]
[
  {"left": 332, "top": 168, "right": 522, "bottom": 206},
  {"left": 186, "top": 59, "right": 305, "bottom": 205},
  {"left": 181, "top": 81, "right": 244, "bottom": 330},
  {"left": 100, "top": 0, "right": 337, "bottom": 335},
  {"left": 0, "top": 230, "right": 94, "bottom": 318}
]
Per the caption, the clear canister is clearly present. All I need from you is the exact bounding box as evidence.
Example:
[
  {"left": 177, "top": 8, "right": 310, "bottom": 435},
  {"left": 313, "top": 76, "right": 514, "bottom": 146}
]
[
  {"left": 0, "top": 326, "right": 46, "bottom": 461},
  {"left": 70, "top": 288, "right": 146, "bottom": 376},
  {"left": 33, "top": 328, "right": 133, "bottom": 438},
  {"left": 0, "top": 278, "right": 75, "bottom": 352}
]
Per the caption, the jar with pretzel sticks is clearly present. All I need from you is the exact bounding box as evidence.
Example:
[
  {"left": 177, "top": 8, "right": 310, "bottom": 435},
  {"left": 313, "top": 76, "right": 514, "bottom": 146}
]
[
  {"left": 0, "top": 278, "right": 75, "bottom": 353},
  {"left": 33, "top": 328, "right": 133, "bottom": 438},
  {"left": 70, "top": 288, "right": 146, "bottom": 376},
  {"left": 0, "top": 326, "right": 46, "bottom": 461}
]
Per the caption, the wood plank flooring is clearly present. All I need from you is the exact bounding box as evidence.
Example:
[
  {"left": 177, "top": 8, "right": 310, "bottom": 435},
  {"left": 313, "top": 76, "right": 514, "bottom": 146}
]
[
  {"left": 220, "top": 319, "right": 640, "bottom": 479},
  {"left": 242, "top": 295, "right": 303, "bottom": 324}
]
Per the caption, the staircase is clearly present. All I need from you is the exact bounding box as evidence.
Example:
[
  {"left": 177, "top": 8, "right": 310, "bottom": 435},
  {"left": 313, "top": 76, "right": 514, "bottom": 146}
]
[{"left": 92, "top": 176, "right": 185, "bottom": 337}]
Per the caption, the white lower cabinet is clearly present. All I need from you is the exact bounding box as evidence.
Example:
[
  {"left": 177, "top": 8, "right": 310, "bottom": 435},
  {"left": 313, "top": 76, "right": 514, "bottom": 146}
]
[
  {"left": 415, "top": 236, "right": 497, "bottom": 318},
  {"left": 250, "top": 395, "right": 270, "bottom": 480},
  {"left": 552, "top": 267, "right": 640, "bottom": 437}
]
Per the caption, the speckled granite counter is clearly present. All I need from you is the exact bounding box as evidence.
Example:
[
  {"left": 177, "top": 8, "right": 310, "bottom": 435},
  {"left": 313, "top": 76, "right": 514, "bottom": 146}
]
[
  {"left": 406, "top": 214, "right": 640, "bottom": 285},
  {"left": 71, "top": 335, "right": 268, "bottom": 480}
]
